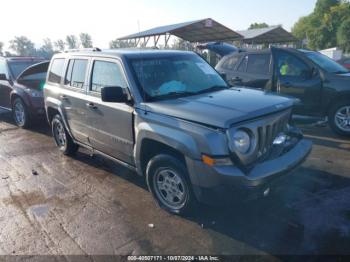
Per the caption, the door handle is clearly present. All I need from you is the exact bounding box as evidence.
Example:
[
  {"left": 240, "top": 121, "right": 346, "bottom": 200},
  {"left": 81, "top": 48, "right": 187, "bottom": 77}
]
[
  {"left": 232, "top": 77, "right": 242, "bottom": 81},
  {"left": 86, "top": 102, "right": 98, "bottom": 109},
  {"left": 60, "top": 95, "right": 69, "bottom": 100}
]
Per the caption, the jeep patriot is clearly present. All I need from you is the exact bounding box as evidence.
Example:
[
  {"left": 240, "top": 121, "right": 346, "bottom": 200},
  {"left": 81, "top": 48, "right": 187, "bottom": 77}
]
[{"left": 44, "top": 49, "right": 312, "bottom": 214}]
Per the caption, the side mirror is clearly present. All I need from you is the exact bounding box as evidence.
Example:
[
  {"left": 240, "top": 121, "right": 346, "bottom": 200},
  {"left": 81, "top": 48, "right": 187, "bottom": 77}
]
[
  {"left": 101, "top": 86, "right": 128, "bottom": 103},
  {"left": 0, "top": 74, "right": 8, "bottom": 81}
]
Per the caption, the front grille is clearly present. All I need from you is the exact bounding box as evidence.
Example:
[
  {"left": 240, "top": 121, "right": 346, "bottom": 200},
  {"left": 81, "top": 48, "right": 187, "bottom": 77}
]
[
  {"left": 228, "top": 109, "right": 292, "bottom": 167},
  {"left": 256, "top": 110, "right": 290, "bottom": 159}
]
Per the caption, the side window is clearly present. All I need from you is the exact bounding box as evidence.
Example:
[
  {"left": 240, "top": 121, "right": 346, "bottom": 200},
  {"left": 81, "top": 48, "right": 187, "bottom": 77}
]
[
  {"left": 48, "top": 59, "right": 65, "bottom": 84},
  {"left": 0, "top": 60, "right": 9, "bottom": 78},
  {"left": 65, "top": 59, "right": 88, "bottom": 88},
  {"left": 246, "top": 54, "right": 271, "bottom": 75},
  {"left": 276, "top": 52, "right": 310, "bottom": 78},
  {"left": 90, "top": 60, "right": 127, "bottom": 93},
  {"left": 237, "top": 56, "right": 248, "bottom": 72}
]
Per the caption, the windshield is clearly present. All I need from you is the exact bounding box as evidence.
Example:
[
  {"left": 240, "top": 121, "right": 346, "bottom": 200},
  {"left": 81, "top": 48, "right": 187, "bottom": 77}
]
[
  {"left": 8, "top": 61, "right": 41, "bottom": 79},
  {"left": 305, "top": 51, "right": 349, "bottom": 74},
  {"left": 129, "top": 54, "right": 228, "bottom": 101}
]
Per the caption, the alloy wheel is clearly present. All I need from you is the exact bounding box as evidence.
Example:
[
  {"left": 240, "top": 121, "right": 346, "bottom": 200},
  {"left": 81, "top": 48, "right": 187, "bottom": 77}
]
[
  {"left": 14, "top": 101, "right": 26, "bottom": 126},
  {"left": 54, "top": 121, "right": 67, "bottom": 147},
  {"left": 335, "top": 106, "right": 350, "bottom": 132}
]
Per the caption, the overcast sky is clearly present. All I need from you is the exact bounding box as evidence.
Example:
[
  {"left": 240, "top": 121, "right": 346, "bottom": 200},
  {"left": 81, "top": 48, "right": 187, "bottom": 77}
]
[{"left": 1, "top": 0, "right": 317, "bottom": 49}]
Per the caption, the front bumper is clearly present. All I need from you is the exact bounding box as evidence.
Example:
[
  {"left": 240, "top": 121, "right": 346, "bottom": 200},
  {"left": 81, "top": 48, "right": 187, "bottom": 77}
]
[{"left": 187, "top": 139, "right": 312, "bottom": 204}]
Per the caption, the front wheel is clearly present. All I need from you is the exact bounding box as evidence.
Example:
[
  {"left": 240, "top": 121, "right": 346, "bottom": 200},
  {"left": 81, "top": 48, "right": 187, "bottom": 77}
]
[
  {"left": 146, "top": 154, "right": 197, "bottom": 215},
  {"left": 12, "top": 98, "right": 30, "bottom": 128},
  {"left": 51, "top": 114, "right": 78, "bottom": 155},
  {"left": 329, "top": 101, "right": 350, "bottom": 136}
]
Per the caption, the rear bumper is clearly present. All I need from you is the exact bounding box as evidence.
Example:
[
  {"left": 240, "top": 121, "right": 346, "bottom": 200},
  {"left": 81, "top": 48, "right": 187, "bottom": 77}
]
[{"left": 187, "top": 139, "right": 312, "bottom": 204}]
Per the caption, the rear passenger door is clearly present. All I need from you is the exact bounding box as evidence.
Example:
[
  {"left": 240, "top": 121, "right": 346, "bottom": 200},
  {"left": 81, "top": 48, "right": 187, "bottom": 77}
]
[
  {"left": 85, "top": 58, "right": 134, "bottom": 164},
  {"left": 51, "top": 58, "right": 90, "bottom": 144},
  {"left": 229, "top": 53, "right": 272, "bottom": 89}
]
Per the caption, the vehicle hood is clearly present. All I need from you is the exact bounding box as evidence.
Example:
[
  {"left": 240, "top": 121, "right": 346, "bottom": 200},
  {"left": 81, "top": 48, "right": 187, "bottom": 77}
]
[{"left": 144, "top": 87, "right": 294, "bottom": 129}]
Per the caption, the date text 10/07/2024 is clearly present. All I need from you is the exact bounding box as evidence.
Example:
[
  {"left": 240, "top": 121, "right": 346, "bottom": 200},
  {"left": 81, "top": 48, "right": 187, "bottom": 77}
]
[{"left": 127, "top": 256, "right": 220, "bottom": 261}]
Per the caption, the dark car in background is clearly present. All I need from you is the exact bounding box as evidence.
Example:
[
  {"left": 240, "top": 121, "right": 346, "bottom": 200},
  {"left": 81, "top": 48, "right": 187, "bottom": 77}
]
[
  {"left": 215, "top": 47, "right": 350, "bottom": 136},
  {"left": 0, "top": 57, "right": 48, "bottom": 127}
]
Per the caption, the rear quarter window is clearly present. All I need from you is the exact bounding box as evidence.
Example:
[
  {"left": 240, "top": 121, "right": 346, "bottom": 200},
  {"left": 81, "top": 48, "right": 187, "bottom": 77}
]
[
  {"left": 220, "top": 55, "right": 241, "bottom": 70},
  {"left": 48, "top": 59, "right": 65, "bottom": 84}
]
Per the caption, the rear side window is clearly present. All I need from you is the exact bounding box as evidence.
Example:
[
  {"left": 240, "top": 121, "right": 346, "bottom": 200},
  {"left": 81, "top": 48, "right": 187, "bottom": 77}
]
[
  {"left": 221, "top": 55, "right": 241, "bottom": 70},
  {"left": 246, "top": 54, "right": 271, "bottom": 75},
  {"left": 237, "top": 55, "right": 248, "bottom": 72},
  {"left": 65, "top": 59, "right": 88, "bottom": 88},
  {"left": 48, "top": 59, "right": 65, "bottom": 84},
  {"left": 90, "top": 60, "right": 127, "bottom": 93}
]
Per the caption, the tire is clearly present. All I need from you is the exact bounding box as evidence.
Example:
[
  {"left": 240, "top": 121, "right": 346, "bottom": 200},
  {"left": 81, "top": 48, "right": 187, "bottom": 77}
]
[
  {"left": 146, "top": 154, "right": 197, "bottom": 215},
  {"left": 328, "top": 101, "right": 350, "bottom": 136},
  {"left": 51, "top": 114, "right": 78, "bottom": 155},
  {"left": 12, "top": 98, "right": 31, "bottom": 128}
]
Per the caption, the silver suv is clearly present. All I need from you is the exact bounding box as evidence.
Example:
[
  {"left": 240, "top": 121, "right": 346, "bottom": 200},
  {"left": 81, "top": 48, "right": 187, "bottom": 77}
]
[{"left": 44, "top": 49, "right": 312, "bottom": 214}]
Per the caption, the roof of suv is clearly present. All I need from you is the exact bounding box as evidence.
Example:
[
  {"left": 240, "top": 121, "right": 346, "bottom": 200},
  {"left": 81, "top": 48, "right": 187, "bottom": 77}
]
[{"left": 54, "top": 49, "right": 195, "bottom": 60}]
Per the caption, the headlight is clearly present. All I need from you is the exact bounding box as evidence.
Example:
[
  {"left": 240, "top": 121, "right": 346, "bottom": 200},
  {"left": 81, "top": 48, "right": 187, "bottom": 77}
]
[
  {"left": 25, "top": 88, "right": 42, "bottom": 97},
  {"left": 233, "top": 130, "right": 251, "bottom": 154}
]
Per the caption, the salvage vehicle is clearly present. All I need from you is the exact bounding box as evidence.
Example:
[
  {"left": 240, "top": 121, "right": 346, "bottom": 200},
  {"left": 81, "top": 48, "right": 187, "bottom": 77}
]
[
  {"left": 215, "top": 47, "right": 350, "bottom": 136},
  {"left": 44, "top": 49, "right": 312, "bottom": 214},
  {"left": 0, "top": 57, "right": 48, "bottom": 127}
]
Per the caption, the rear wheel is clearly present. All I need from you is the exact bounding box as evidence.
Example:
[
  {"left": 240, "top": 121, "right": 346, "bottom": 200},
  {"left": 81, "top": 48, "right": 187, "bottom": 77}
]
[
  {"left": 51, "top": 114, "right": 78, "bottom": 155},
  {"left": 329, "top": 101, "right": 350, "bottom": 136},
  {"left": 12, "top": 98, "right": 30, "bottom": 128},
  {"left": 146, "top": 154, "right": 196, "bottom": 215}
]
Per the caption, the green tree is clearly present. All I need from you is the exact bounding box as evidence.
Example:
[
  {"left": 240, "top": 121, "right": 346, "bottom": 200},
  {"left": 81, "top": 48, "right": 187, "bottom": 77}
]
[
  {"left": 9, "top": 36, "right": 35, "bottom": 56},
  {"left": 38, "top": 38, "right": 54, "bottom": 58},
  {"left": 314, "top": 0, "right": 340, "bottom": 14},
  {"left": 54, "top": 39, "right": 65, "bottom": 51},
  {"left": 66, "top": 35, "right": 79, "bottom": 49},
  {"left": 248, "top": 22, "right": 269, "bottom": 29},
  {"left": 292, "top": 0, "right": 350, "bottom": 50},
  {"left": 80, "top": 33, "right": 93, "bottom": 48},
  {"left": 109, "top": 39, "right": 136, "bottom": 48},
  {"left": 337, "top": 18, "right": 350, "bottom": 52}
]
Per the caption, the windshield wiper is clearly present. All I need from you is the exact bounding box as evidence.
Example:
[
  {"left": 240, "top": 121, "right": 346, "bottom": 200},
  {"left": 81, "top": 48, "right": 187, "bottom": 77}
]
[
  {"left": 196, "top": 85, "right": 230, "bottom": 95},
  {"left": 151, "top": 91, "right": 196, "bottom": 100}
]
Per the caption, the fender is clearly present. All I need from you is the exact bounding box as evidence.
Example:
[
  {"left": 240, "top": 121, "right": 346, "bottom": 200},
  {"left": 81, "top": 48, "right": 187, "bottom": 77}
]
[
  {"left": 326, "top": 90, "right": 350, "bottom": 113},
  {"left": 134, "top": 121, "right": 200, "bottom": 177},
  {"left": 10, "top": 89, "right": 31, "bottom": 108}
]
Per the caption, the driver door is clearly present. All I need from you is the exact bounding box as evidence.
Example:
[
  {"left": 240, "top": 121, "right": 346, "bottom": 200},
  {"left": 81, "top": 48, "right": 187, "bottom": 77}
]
[
  {"left": 272, "top": 49, "right": 323, "bottom": 116},
  {"left": 85, "top": 58, "right": 134, "bottom": 164}
]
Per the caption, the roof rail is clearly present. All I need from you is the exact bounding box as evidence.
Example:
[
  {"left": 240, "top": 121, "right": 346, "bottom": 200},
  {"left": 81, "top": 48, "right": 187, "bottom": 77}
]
[{"left": 63, "top": 47, "right": 101, "bottom": 53}]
